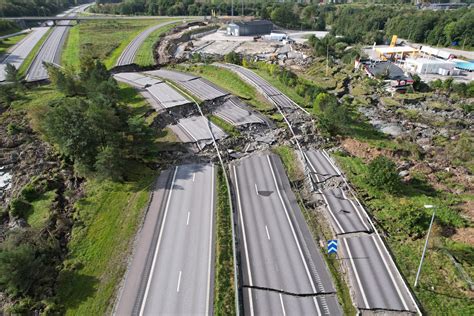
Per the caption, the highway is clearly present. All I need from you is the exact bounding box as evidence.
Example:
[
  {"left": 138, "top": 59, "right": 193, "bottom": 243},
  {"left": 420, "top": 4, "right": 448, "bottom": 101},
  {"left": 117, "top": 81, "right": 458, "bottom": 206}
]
[
  {"left": 116, "top": 20, "right": 181, "bottom": 66},
  {"left": 305, "top": 149, "right": 420, "bottom": 313},
  {"left": 213, "top": 97, "right": 266, "bottom": 126},
  {"left": 231, "top": 153, "right": 342, "bottom": 315},
  {"left": 25, "top": 3, "right": 92, "bottom": 82},
  {"left": 114, "top": 163, "right": 216, "bottom": 315},
  {"left": 0, "top": 27, "right": 50, "bottom": 82}
]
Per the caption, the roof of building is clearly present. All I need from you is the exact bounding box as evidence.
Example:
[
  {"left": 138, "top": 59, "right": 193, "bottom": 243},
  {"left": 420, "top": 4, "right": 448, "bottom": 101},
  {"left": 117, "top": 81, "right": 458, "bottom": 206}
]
[
  {"left": 405, "top": 57, "right": 455, "bottom": 65},
  {"left": 363, "top": 61, "right": 412, "bottom": 81},
  {"left": 231, "top": 20, "right": 273, "bottom": 27},
  {"left": 375, "top": 46, "right": 419, "bottom": 54}
]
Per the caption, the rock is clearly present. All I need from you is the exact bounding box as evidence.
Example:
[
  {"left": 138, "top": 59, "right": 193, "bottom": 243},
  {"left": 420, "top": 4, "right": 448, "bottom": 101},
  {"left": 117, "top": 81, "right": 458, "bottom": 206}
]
[
  {"left": 381, "top": 124, "right": 403, "bottom": 137},
  {"left": 399, "top": 170, "right": 409, "bottom": 177}
]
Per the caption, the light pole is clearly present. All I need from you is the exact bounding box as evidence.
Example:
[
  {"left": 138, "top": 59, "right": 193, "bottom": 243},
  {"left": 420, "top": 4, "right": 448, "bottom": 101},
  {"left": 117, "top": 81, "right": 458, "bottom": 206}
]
[{"left": 414, "top": 204, "right": 436, "bottom": 288}]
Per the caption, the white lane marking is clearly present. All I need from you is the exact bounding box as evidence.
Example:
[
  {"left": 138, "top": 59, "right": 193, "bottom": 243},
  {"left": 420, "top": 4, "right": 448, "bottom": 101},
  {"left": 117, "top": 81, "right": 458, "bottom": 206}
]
[
  {"left": 186, "top": 211, "right": 190, "bottom": 226},
  {"left": 371, "top": 235, "right": 409, "bottom": 310},
  {"left": 193, "top": 172, "right": 195, "bottom": 182},
  {"left": 279, "top": 293, "right": 286, "bottom": 316},
  {"left": 341, "top": 189, "right": 371, "bottom": 232},
  {"left": 303, "top": 152, "right": 321, "bottom": 183},
  {"left": 343, "top": 238, "right": 370, "bottom": 308},
  {"left": 233, "top": 165, "right": 254, "bottom": 316},
  {"left": 265, "top": 225, "right": 271, "bottom": 240},
  {"left": 139, "top": 166, "right": 179, "bottom": 316},
  {"left": 255, "top": 183, "right": 259, "bottom": 195},
  {"left": 319, "top": 189, "right": 345, "bottom": 234},
  {"left": 176, "top": 270, "right": 182, "bottom": 292},
  {"left": 205, "top": 165, "right": 215, "bottom": 316},
  {"left": 266, "top": 155, "right": 321, "bottom": 316}
]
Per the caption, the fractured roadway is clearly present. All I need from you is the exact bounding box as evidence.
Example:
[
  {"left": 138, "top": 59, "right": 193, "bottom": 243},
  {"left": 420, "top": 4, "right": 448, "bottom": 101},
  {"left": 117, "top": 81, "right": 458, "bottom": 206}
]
[
  {"left": 231, "top": 153, "right": 341, "bottom": 315},
  {"left": 305, "top": 149, "right": 420, "bottom": 313},
  {"left": 115, "top": 19, "right": 182, "bottom": 66},
  {"left": 114, "top": 163, "right": 216, "bottom": 315}
]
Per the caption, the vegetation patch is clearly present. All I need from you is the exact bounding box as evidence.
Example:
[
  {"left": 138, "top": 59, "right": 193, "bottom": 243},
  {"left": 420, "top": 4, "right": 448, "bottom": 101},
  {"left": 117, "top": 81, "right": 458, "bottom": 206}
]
[
  {"left": 333, "top": 152, "right": 473, "bottom": 314},
  {"left": 57, "top": 166, "right": 155, "bottom": 315},
  {"left": 0, "top": 33, "right": 27, "bottom": 55},
  {"left": 27, "top": 190, "right": 56, "bottom": 229},
  {"left": 272, "top": 145, "right": 304, "bottom": 183},
  {"left": 214, "top": 168, "right": 236, "bottom": 316},
  {"left": 209, "top": 115, "right": 239, "bottom": 137}
]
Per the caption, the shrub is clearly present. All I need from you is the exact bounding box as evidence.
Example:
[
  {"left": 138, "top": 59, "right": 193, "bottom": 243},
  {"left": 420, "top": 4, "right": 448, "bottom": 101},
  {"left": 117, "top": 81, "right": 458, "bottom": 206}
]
[
  {"left": 367, "top": 156, "right": 400, "bottom": 193},
  {"left": 9, "top": 198, "right": 32, "bottom": 218}
]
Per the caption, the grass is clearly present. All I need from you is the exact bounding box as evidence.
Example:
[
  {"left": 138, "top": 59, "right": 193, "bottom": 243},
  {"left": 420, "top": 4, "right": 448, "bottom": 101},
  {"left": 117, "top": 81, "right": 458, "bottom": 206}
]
[
  {"left": 209, "top": 115, "right": 240, "bottom": 137},
  {"left": 272, "top": 145, "right": 304, "bottom": 182},
  {"left": 27, "top": 190, "right": 56, "bottom": 229},
  {"left": 18, "top": 28, "right": 53, "bottom": 76},
  {"left": 214, "top": 167, "right": 236, "bottom": 316},
  {"left": 173, "top": 64, "right": 274, "bottom": 113},
  {"left": 60, "top": 19, "right": 173, "bottom": 69},
  {"left": 57, "top": 165, "right": 156, "bottom": 315},
  {"left": 333, "top": 153, "right": 474, "bottom": 314},
  {"left": 0, "top": 33, "right": 28, "bottom": 56},
  {"left": 134, "top": 22, "right": 180, "bottom": 67}
]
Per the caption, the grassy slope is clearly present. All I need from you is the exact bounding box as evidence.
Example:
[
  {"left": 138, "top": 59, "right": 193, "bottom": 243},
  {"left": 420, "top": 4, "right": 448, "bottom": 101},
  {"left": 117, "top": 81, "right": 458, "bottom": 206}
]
[
  {"left": 173, "top": 64, "right": 274, "bottom": 113},
  {"left": 18, "top": 28, "right": 53, "bottom": 76},
  {"left": 57, "top": 166, "right": 155, "bottom": 315},
  {"left": 334, "top": 154, "right": 474, "bottom": 314},
  {"left": 0, "top": 33, "right": 28, "bottom": 56},
  {"left": 134, "top": 22, "right": 179, "bottom": 67},
  {"left": 61, "top": 19, "right": 171, "bottom": 69},
  {"left": 27, "top": 190, "right": 56, "bottom": 229},
  {"left": 214, "top": 168, "right": 236, "bottom": 316}
]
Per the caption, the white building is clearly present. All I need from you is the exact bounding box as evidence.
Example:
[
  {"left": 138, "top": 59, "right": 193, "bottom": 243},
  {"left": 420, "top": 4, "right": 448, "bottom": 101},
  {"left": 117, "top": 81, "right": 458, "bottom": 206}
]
[{"left": 404, "top": 57, "right": 456, "bottom": 75}]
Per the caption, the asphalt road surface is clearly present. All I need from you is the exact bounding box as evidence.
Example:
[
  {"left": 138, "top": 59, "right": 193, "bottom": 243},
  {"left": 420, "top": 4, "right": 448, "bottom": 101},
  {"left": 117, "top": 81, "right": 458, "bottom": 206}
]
[
  {"left": 113, "top": 72, "right": 163, "bottom": 88},
  {"left": 25, "top": 4, "right": 91, "bottom": 82},
  {"left": 231, "top": 153, "right": 341, "bottom": 315},
  {"left": 213, "top": 97, "right": 266, "bottom": 126},
  {"left": 146, "top": 82, "right": 191, "bottom": 109},
  {"left": 146, "top": 69, "right": 229, "bottom": 101},
  {"left": 114, "top": 163, "right": 216, "bottom": 316},
  {"left": 305, "top": 149, "right": 420, "bottom": 313},
  {"left": 0, "top": 27, "right": 50, "bottom": 82},
  {"left": 169, "top": 116, "right": 227, "bottom": 150},
  {"left": 115, "top": 20, "right": 181, "bottom": 66}
]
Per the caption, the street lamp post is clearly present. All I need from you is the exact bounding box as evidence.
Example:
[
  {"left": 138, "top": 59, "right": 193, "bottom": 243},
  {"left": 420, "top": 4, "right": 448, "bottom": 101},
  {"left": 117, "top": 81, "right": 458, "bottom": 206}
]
[{"left": 414, "top": 204, "right": 436, "bottom": 288}]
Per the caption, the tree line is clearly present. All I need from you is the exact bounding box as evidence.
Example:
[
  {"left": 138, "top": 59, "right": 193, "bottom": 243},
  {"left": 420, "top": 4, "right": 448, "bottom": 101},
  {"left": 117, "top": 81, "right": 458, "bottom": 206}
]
[{"left": 91, "top": 0, "right": 473, "bottom": 49}]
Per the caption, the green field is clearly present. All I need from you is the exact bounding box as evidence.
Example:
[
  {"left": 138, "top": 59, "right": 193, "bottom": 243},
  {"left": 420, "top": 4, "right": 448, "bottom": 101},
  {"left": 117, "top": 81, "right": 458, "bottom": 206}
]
[
  {"left": 0, "top": 33, "right": 27, "bottom": 56},
  {"left": 61, "top": 19, "right": 174, "bottom": 69}
]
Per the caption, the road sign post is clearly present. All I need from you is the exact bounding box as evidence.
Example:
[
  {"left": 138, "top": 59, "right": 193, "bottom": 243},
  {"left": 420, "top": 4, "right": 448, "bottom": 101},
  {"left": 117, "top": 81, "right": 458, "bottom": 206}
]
[{"left": 328, "top": 240, "right": 338, "bottom": 254}]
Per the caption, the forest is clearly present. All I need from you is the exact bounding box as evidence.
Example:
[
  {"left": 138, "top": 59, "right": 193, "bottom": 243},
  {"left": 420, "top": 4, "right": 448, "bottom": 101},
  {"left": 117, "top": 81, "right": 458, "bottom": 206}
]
[{"left": 89, "top": 0, "right": 474, "bottom": 49}]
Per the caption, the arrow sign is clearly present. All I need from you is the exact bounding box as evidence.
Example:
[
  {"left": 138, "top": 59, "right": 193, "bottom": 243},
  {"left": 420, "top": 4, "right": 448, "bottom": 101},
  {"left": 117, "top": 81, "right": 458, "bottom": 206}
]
[{"left": 328, "top": 239, "right": 338, "bottom": 254}]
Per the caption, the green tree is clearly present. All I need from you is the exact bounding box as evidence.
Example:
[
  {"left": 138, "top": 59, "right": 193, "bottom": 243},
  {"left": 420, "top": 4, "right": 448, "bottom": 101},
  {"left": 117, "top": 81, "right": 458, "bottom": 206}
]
[
  {"left": 367, "top": 156, "right": 400, "bottom": 193},
  {"left": 94, "top": 145, "right": 124, "bottom": 181},
  {"left": 5, "top": 63, "right": 23, "bottom": 89}
]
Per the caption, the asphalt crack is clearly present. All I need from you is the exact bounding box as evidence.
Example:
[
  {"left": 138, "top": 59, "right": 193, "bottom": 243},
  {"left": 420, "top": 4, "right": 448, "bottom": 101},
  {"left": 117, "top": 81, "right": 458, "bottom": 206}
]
[{"left": 241, "top": 285, "right": 336, "bottom": 297}]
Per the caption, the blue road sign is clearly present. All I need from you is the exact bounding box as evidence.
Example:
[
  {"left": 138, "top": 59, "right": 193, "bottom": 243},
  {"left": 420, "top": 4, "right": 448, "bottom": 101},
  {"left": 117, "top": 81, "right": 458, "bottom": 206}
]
[{"left": 328, "top": 240, "right": 338, "bottom": 254}]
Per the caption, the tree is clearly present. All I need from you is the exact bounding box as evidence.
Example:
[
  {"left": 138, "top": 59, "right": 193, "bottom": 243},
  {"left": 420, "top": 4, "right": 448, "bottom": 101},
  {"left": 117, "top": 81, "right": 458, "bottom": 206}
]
[
  {"left": 367, "top": 156, "right": 400, "bottom": 193},
  {"left": 224, "top": 51, "right": 241, "bottom": 65},
  {"left": 94, "top": 146, "right": 124, "bottom": 181},
  {"left": 5, "top": 63, "right": 23, "bottom": 89}
]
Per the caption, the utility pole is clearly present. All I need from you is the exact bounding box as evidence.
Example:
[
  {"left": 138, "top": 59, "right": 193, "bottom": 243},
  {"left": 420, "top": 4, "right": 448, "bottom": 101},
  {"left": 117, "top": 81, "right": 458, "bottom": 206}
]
[
  {"left": 414, "top": 205, "right": 436, "bottom": 288},
  {"left": 241, "top": 0, "right": 244, "bottom": 17},
  {"left": 326, "top": 44, "right": 329, "bottom": 76},
  {"left": 231, "top": 0, "right": 234, "bottom": 19}
]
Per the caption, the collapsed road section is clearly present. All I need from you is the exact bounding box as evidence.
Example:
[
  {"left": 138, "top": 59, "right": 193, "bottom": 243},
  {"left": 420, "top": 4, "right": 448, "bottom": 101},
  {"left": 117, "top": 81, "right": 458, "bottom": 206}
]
[
  {"left": 305, "top": 149, "right": 420, "bottom": 314},
  {"left": 114, "top": 163, "right": 216, "bottom": 315},
  {"left": 231, "top": 153, "right": 342, "bottom": 315}
]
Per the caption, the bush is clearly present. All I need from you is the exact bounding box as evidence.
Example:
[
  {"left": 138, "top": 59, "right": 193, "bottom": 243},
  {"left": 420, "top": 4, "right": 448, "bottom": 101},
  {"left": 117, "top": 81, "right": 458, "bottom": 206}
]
[
  {"left": 367, "top": 156, "right": 400, "bottom": 193},
  {"left": 20, "top": 183, "right": 42, "bottom": 202},
  {"left": 396, "top": 203, "right": 432, "bottom": 239},
  {"left": 224, "top": 51, "right": 241, "bottom": 65},
  {"left": 9, "top": 198, "right": 32, "bottom": 218}
]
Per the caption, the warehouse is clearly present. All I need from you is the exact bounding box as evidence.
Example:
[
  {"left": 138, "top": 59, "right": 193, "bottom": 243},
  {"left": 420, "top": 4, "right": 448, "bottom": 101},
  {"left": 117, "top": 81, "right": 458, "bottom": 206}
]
[
  {"left": 227, "top": 20, "right": 273, "bottom": 37},
  {"left": 404, "top": 57, "right": 457, "bottom": 75}
]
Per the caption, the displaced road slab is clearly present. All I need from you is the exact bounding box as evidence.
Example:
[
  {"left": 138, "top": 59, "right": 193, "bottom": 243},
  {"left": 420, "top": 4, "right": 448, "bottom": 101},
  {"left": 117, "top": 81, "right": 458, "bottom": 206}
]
[
  {"left": 213, "top": 97, "right": 266, "bottom": 126},
  {"left": 114, "top": 72, "right": 162, "bottom": 88},
  {"left": 168, "top": 116, "right": 227, "bottom": 150}
]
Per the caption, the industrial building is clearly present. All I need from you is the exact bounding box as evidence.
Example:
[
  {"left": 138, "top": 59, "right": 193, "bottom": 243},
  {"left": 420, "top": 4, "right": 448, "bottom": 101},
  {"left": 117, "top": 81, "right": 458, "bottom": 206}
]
[
  {"left": 227, "top": 20, "right": 273, "bottom": 37},
  {"left": 403, "top": 58, "right": 458, "bottom": 75}
]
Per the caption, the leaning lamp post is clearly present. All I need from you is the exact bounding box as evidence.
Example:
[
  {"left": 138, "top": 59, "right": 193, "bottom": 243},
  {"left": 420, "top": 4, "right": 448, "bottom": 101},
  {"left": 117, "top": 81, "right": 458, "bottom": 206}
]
[{"left": 414, "top": 204, "right": 436, "bottom": 288}]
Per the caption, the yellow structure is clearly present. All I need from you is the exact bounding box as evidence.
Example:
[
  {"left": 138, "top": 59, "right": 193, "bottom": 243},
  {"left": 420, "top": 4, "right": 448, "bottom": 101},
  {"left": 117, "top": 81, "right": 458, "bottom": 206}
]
[
  {"left": 375, "top": 46, "right": 419, "bottom": 61},
  {"left": 389, "top": 35, "right": 398, "bottom": 47}
]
